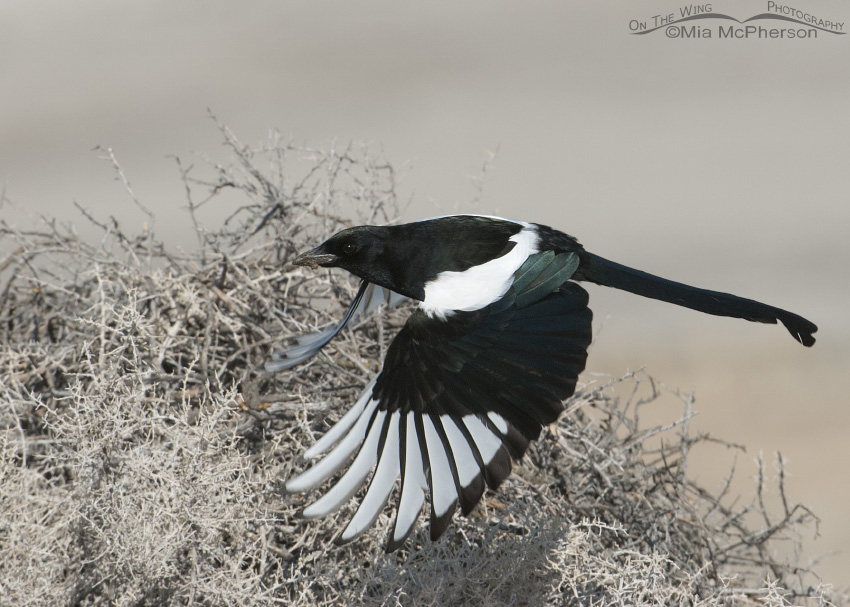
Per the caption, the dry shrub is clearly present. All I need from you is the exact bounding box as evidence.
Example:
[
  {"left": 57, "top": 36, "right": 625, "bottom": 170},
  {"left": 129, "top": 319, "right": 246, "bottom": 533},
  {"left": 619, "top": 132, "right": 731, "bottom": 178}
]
[{"left": 0, "top": 119, "right": 842, "bottom": 606}]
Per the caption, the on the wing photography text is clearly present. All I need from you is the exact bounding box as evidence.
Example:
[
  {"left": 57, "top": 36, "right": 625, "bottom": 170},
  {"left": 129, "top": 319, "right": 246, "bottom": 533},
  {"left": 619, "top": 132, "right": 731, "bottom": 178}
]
[{"left": 629, "top": 2, "right": 845, "bottom": 39}]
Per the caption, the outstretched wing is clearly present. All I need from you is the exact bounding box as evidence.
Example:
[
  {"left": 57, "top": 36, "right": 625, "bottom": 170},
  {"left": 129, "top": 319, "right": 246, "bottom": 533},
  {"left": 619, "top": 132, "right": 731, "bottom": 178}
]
[
  {"left": 267, "top": 281, "right": 407, "bottom": 371},
  {"left": 286, "top": 252, "right": 593, "bottom": 550}
]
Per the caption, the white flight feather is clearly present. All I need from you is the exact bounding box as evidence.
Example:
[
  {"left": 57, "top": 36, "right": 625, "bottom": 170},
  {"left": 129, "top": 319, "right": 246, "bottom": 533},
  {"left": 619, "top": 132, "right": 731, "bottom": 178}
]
[
  {"left": 486, "top": 412, "right": 509, "bottom": 436},
  {"left": 285, "top": 396, "right": 380, "bottom": 493},
  {"left": 303, "top": 377, "right": 377, "bottom": 460},
  {"left": 461, "top": 414, "right": 502, "bottom": 464},
  {"left": 300, "top": 409, "right": 387, "bottom": 517},
  {"left": 393, "top": 412, "right": 427, "bottom": 542},
  {"left": 422, "top": 415, "right": 458, "bottom": 517},
  {"left": 339, "top": 411, "right": 401, "bottom": 541},
  {"left": 440, "top": 415, "right": 481, "bottom": 488}
]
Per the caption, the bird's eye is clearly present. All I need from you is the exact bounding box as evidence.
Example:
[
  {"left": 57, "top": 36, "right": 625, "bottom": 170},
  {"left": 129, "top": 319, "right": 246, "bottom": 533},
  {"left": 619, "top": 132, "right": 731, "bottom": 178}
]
[{"left": 342, "top": 243, "right": 358, "bottom": 255}]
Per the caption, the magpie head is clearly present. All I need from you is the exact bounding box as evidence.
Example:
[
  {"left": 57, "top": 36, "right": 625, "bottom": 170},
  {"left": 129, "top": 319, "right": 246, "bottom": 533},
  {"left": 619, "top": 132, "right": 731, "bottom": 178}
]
[{"left": 293, "top": 226, "right": 422, "bottom": 297}]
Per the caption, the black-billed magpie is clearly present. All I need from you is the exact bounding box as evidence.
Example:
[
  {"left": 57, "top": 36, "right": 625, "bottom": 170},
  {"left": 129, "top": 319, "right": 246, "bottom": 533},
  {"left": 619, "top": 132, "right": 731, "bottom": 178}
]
[{"left": 271, "top": 215, "right": 817, "bottom": 551}]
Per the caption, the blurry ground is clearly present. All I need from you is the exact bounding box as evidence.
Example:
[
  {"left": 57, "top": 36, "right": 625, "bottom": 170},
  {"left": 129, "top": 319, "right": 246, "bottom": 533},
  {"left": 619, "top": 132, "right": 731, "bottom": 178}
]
[{"left": 2, "top": 0, "right": 848, "bottom": 586}]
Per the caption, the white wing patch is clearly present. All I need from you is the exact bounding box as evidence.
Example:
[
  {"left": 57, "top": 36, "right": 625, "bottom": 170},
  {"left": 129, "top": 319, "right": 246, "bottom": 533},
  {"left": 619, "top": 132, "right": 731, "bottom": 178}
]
[
  {"left": 300, "top": 408, "right": 386, "bottom": 518},
  {"left": 303, "top": 377, "right": 377, "bottom": 460},
  {"left": 440, "top": 415, "right": 481, "bottom": 488},
  {"left": 486, "top": 412, "right": 509, "bottom": 435},
  {"left": 420, "top": 225, "right": 539, "bottom": 317},
  {"left": 422, "top": 415, "right": 458, "bottom": 517},
  {"left": 285, "top": 395, "right": 380, "bottom": 494},
  {"left": 339, "top": 412, "right": 401, "bottom": 542},
  {"left": 391, "top": 413, "right": 427, "bottom": 545},
  {"left": 287, "top": 381, "right": 512, "bottom": 546},
  {"left": 460, "top": 413, "right": 503, "bottom": 464}
]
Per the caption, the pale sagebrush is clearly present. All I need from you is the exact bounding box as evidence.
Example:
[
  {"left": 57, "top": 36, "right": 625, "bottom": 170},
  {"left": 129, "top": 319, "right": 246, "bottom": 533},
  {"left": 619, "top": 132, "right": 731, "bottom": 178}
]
[{"left": 0, "top": 120, "right": 841, "bottom": 606}]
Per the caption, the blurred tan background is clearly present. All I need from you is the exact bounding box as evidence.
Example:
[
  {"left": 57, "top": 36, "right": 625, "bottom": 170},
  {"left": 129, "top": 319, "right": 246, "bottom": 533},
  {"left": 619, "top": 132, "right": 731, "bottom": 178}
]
[{"left": 2, "top": 0, "right": 848, "bottom": 585}]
